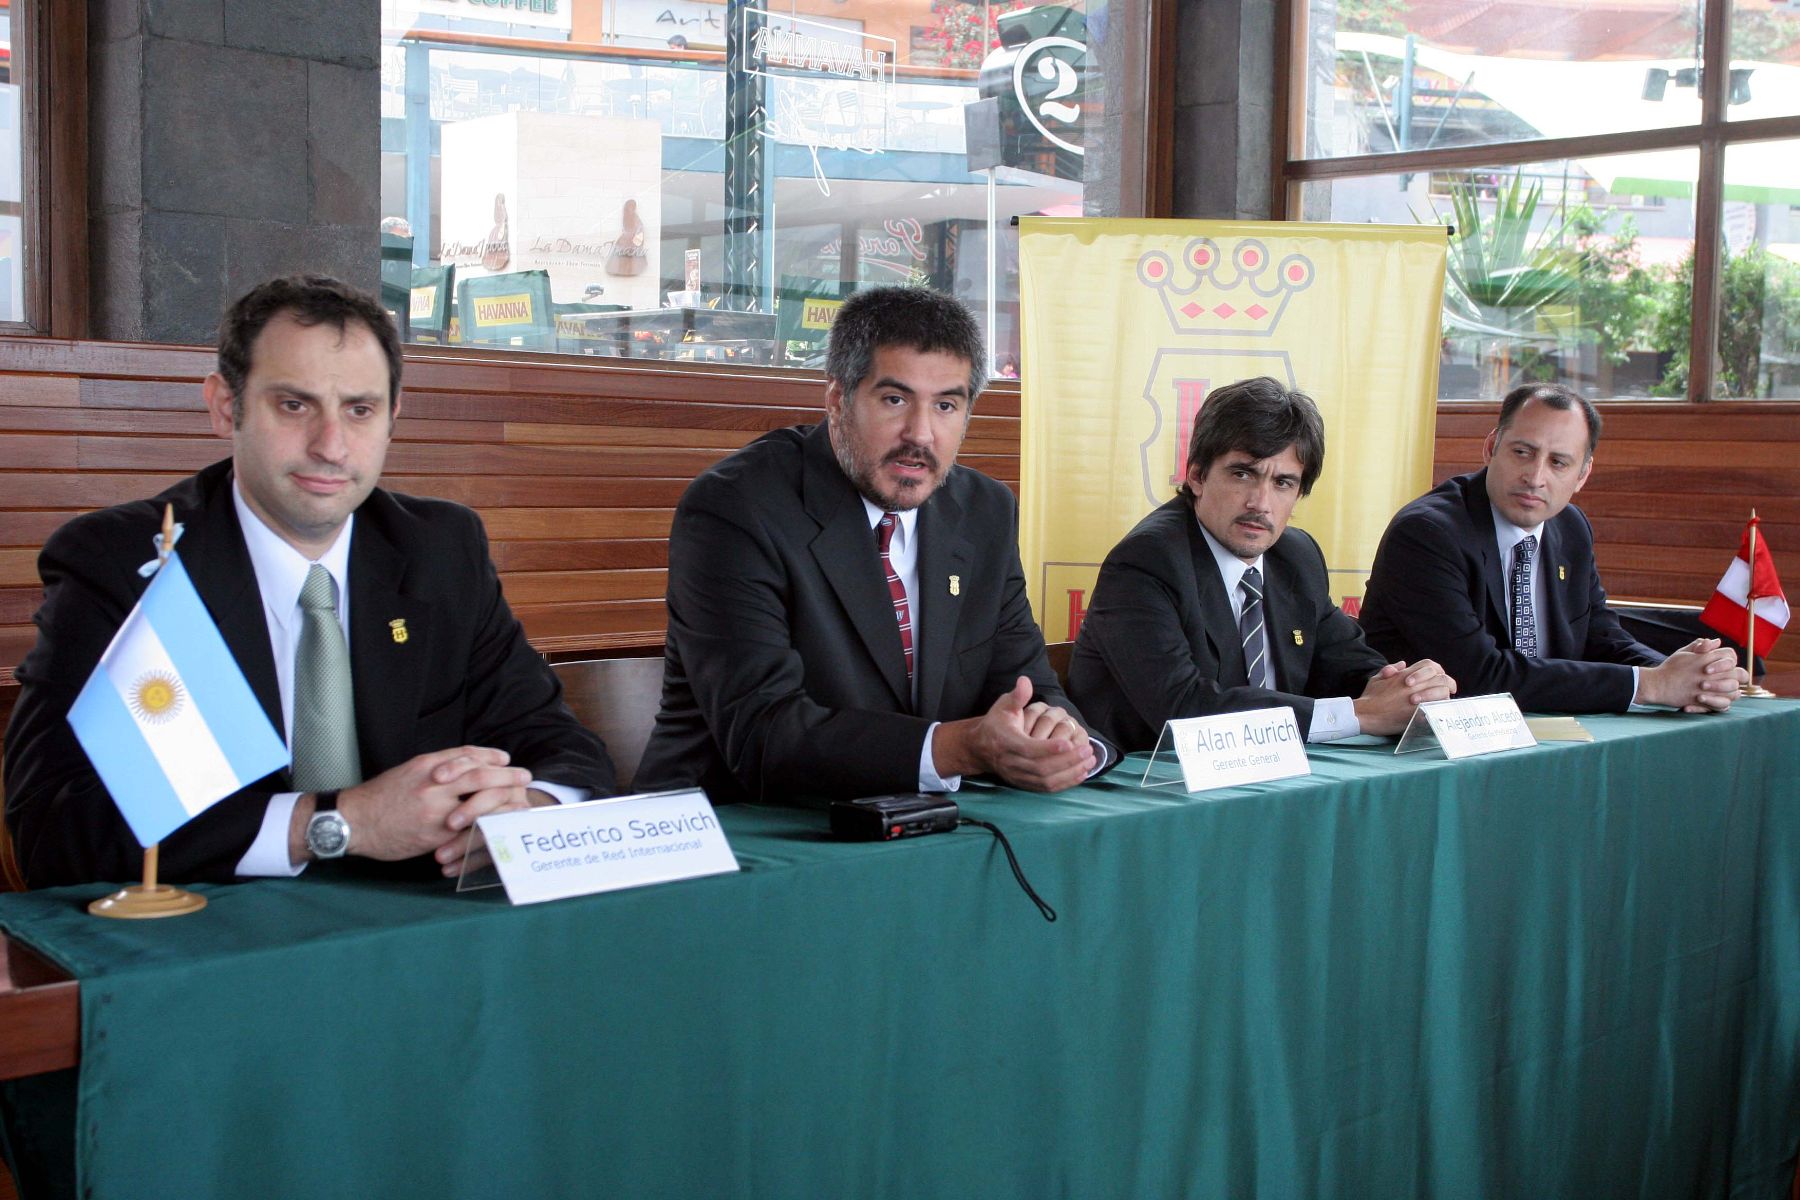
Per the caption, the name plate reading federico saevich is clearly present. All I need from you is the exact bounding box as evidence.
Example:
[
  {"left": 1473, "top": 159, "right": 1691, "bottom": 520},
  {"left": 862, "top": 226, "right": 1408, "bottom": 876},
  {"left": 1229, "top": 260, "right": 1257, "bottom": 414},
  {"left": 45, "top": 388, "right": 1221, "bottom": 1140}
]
[
  {"left": 1161, "top": 706, "right": 1311, "bottom": 793},
  {"left": 1397, "top": 694, "right": 1537, "bottom": 760},
  {"left": 476, "top": 789, "right": 739, "bottom": 906}
]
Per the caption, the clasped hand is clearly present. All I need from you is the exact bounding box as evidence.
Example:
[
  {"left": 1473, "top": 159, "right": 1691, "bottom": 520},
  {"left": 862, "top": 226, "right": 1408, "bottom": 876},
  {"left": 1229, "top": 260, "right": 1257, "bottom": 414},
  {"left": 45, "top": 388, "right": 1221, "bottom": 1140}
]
[{"left": 332, "top": 745, "right": 539, "bottom": 875}]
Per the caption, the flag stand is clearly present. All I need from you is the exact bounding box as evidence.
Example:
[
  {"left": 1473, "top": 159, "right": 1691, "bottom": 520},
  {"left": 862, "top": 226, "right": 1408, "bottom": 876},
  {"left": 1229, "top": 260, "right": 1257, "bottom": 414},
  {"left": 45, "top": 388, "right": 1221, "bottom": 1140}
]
[
  {"left": 87, "top": 503, "right": 209, "bottom": 919},
  {"left": 88, "top": 844, "right": 208, "bottom": 918},
  {"left": 1744, "top": 510, "right": 1777, "bottom": 698}
]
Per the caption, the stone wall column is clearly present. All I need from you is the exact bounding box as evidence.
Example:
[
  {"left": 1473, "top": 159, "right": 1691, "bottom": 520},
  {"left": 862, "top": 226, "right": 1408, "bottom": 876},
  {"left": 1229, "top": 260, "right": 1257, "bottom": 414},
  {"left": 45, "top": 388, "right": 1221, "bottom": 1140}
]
[
  {"left": 87, "top": 0, "right": 380, "bottom": 343},
  {"left": 1170, "top": 0, "right": 1279, "bottom": 220}
]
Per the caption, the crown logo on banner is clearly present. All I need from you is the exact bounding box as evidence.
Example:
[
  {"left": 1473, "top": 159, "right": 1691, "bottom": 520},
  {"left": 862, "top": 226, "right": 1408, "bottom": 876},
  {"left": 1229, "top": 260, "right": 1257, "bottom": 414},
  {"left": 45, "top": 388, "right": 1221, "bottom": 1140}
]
[{"left": 1136, "top": 238, "right": 1314, "bottom": 338}]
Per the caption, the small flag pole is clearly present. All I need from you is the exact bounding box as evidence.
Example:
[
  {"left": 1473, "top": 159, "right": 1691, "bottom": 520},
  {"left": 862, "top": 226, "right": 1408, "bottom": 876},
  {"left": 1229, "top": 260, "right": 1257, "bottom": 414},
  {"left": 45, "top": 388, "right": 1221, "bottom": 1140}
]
[
  {"left": 89, "top": 504, "right": 209, "bottom": 919},
  {"left": 1743, "top": 509, "right": 1776, "bottom": 698}
]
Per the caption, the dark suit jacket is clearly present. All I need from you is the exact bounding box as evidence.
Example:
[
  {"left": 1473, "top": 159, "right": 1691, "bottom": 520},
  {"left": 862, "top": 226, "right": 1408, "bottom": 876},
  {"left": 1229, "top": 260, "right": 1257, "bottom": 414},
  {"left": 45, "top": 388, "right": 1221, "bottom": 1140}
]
[
  {"left": 1068, "top": 497, "right": 1387, "bottom": 750},
  {"left": 4, "top": 458, "right": 614, "bottom": 887},
  {"left": 634, "top": 422, "right": 1107, "bottom": 805},
  {"left": 1358, "top": 469, "right": 1663, "bottom": 713}
]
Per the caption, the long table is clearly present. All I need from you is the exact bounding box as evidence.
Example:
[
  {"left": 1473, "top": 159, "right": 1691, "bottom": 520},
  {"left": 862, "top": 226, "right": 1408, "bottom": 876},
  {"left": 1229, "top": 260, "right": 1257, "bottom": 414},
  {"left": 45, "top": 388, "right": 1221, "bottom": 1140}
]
[{"left": 3, "top": 702, "right": 1798, "bottom": 1199}]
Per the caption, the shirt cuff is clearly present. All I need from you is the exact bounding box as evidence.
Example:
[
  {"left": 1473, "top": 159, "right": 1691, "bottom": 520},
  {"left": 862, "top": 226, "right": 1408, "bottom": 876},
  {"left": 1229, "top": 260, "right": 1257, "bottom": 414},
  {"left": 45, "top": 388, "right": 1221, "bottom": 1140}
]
[
  {"left": 1626, "top": 665, "right": 1669, "bottom": 712},
  {"left": 235, "top": 792, "right": 308, "bottom": 878},
  {"left": 919, "top": 722, "right": 962, "bottom": 793},
  {"left": 531, "top": 782, "right": 593, "bottom": 805},
  {"left": 1305, "top": 696, "right": 1363, "bottom": 742}
]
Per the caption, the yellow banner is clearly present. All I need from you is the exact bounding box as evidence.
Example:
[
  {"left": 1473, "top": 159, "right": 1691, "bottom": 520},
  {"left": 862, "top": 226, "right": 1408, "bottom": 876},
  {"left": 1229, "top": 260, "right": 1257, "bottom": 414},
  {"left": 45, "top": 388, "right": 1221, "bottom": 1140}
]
[{"left": 1018, "top": 218, "right": 1447, "bottom": 644}]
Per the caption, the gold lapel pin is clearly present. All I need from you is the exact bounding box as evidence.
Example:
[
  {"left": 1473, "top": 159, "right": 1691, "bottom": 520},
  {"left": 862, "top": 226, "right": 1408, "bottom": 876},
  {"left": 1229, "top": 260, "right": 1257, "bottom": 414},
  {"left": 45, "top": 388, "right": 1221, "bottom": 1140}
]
[
  {"left": 1558, "top": 564, "right": 1566, "bottom": 581},
  {"left": 949, "top": 574, "right": 961, "bottom": 596},
  {"left": 1292, "top": 629, "right": 1304, "bottom": 646},
  {"left": 390, "top": 618, "right": 409, "bottom": 645}
]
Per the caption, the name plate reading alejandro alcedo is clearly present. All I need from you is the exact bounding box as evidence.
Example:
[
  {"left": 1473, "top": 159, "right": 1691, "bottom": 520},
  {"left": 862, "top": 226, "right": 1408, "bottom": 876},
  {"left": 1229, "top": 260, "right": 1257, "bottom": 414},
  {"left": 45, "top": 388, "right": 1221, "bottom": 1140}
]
[{"left": 475, "top": 789, "right": 739, "bottom": 905}]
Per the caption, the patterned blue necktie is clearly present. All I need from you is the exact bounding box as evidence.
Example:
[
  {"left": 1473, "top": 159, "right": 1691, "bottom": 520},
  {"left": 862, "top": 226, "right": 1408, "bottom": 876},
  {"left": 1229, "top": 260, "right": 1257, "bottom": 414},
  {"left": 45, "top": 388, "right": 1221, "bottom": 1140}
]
[{"left": 1511, "top": 535, "right": 1539, "bottom": 658}]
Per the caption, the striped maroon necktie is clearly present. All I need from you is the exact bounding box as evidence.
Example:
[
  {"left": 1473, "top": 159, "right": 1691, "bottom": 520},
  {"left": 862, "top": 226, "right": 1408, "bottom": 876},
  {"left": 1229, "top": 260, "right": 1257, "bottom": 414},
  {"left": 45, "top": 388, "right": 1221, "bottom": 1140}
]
[{"left": 877, "top": 512, "right": 914, "bottom": 682}]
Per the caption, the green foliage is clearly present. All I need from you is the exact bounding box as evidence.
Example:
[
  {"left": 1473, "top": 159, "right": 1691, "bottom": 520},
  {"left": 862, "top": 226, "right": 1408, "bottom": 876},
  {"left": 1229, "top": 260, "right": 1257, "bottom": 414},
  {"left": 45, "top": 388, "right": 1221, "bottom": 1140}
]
[
  {"left": 1420, "top": 167, "right": 1800, "bottom": 397},
  {"left": 1653, "top": 244, "right": 1800, "bottom": 397},
  {"left": 1337, "top": 0, "right": 1410, "bottom": 35},
  {"left": 1730, "top": 11, "right": 1800, "bottom": 62},
  {"left": 919, "top": 0, "right": 1029, "bottom": 69},
  {"left": 1427, "top": 173, "right": 1578, "bottom": 341},
  {"left": 1566, "top": 208, "right": 1661, "bottom": 366}
]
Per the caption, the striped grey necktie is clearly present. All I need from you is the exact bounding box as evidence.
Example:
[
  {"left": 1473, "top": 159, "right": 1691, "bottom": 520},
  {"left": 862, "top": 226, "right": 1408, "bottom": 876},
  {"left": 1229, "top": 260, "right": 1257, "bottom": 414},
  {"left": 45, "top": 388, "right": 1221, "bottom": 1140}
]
[
  {"left": 290, "top": 564, "right": 361, "bottom": 792},
  {"left": 1239, "top": 566, "right": 1270, "bottom": 689}
]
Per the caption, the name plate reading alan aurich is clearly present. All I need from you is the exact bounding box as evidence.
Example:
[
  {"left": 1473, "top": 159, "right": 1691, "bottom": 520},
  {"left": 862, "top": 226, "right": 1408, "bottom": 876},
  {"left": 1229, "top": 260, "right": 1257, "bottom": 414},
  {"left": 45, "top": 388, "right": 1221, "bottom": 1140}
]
[
  {"left": 1168, "top": 706, "right": 1310, "bottom": 793},
  {"left": 477, "top": 789, "right": 739, "bottom": 906}
]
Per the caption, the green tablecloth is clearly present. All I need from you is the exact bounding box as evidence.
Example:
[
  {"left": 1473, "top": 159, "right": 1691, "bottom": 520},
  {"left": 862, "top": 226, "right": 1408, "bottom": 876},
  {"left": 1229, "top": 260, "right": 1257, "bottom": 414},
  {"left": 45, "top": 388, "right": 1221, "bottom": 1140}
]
[{"left": 4, "top": 703, "right": 1798, "bottom": 1199}]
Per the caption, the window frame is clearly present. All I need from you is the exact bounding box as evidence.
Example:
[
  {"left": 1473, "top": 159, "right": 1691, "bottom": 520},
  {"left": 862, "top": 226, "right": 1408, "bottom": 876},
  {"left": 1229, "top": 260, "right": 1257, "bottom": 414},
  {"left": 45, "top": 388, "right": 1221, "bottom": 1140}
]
[
  {"left": 1, "top": 0, "right": 85, "bottom": 339},
  {"left": 1274, "top": 0, "right": 1800, "bottom": 403}
]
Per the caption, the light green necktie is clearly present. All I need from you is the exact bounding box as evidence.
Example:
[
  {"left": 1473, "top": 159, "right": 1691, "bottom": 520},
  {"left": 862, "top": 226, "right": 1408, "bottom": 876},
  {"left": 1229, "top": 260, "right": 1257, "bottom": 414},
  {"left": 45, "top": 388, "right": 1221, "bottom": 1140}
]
[{"left": 290, "top": 564, "right": 362, "bottom": 792}]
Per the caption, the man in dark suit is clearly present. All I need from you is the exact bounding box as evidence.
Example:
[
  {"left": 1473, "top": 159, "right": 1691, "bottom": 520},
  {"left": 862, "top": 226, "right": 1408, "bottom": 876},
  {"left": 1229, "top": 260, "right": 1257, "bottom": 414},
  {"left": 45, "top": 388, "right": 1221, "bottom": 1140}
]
[
  {"left": 4, "top": 275, "right": 612, "bottom": 888},
  {"left": 1068, "top": 377, "right": 1454, "bottom": 752},
  {"left": 1359, "top": 382, "right": 1746, "bottom": 714},
  {"left": 635, "top": 286, "right": 1110, "bottom": 805}
]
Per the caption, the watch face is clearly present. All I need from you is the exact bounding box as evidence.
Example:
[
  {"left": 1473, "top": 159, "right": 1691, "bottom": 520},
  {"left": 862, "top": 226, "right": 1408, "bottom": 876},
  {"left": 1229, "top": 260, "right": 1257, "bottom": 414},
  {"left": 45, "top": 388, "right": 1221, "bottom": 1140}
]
[{"left": 308, "top": 811, "right": 350, "bottom": 858}]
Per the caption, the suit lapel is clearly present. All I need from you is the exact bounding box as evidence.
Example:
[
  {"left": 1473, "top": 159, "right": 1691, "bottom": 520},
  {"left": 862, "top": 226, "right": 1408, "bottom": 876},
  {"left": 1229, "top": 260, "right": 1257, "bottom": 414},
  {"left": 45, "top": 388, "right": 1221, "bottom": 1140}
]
[
  {"left": 1469, "top": 474, "right": 1509, "bottom": 635},
  {"left": 803, "top": 426, "right": 911, "bottom": 710},
  {"left": 178, "top": 469, "right": 285, "bottom": 748},
  {"left": 1537, "top": 516, "right": 1572, "bottom": 658},
  {"left": 347, "top": 510, "right": 434, "bottom": 773},
  {"left": 1263, "top": 547, "right": 1307, "bottom": 692},
  {"left": 1186, "top": 516, "right": 1248, "bottom": 687},
  {"left": 915, "top": 481, "right": 971, "bottom": 718}
]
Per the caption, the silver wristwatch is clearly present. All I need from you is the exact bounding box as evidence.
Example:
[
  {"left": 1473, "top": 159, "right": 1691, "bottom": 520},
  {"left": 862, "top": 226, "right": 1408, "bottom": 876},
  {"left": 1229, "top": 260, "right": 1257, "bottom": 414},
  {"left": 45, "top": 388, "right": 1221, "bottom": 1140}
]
[{"left": 305, "top": 790, "right": 350, "bottom": 860}]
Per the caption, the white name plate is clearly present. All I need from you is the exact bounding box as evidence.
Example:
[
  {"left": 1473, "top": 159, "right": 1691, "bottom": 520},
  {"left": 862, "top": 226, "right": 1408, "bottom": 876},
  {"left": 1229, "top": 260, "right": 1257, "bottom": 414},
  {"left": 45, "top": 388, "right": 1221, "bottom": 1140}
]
[
  {"left": 1168, "top": 706, "right": 1310, "bottom": 793},
  {"left": 477, "top": 788, "right": 739, "bottom": 905},
  {"left": 1402, "top": 693, "right": 1537, "bottom": 760}
]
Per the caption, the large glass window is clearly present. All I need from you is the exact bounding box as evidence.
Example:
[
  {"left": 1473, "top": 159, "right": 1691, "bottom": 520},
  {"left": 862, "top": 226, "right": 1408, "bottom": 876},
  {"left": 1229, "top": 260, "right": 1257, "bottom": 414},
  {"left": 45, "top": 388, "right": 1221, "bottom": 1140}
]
[
  {"left": 379, "top": 0, "right": 1145, "bottom": 371},
  {"left": 1301, "top": 151, "right": 1697, "bottom": 399},
  {"left": 1712, "top": 138, "right": 1800, "bottom": 398},
  {"left": 1286, "top": 0, "right": 1800, "bottom": 401}
]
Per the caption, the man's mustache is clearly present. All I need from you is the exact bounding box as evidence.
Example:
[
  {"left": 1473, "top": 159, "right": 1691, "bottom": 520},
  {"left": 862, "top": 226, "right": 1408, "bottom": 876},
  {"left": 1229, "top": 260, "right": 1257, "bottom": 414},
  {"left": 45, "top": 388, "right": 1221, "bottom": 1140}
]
[{"left": 884, "top": 445, "right": 940, "bottom": 472}]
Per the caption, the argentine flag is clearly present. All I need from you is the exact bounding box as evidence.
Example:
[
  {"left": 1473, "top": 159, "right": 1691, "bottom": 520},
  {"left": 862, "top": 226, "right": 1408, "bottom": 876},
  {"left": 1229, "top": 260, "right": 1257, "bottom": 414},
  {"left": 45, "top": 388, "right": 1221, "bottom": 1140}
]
[{"left": 68, "top": 551, "right": 289, "bottom": 848}]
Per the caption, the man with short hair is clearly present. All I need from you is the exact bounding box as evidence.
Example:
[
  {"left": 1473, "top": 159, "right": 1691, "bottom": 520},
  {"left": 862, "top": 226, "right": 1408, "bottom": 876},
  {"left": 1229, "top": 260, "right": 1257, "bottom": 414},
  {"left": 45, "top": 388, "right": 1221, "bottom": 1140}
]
[
  {"left": 1068, "top": 376, "right": 1454, "bottom": 751},
  {"left": 1359, "top": 382, "right": 1747, "bottom": 713},
  {"left": 5, "top": 275, "right": 613, "bottom": 887},
  {"left": 635, "top": 285, "right": 1111, "bottom": 804}
]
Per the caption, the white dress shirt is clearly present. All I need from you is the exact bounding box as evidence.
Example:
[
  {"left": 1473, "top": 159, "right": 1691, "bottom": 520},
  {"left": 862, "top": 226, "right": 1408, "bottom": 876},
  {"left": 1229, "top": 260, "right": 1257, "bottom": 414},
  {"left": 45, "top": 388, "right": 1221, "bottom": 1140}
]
[
  {"left": 232, "top": 485, "right": 587, "bottom": 877},
  {"left": 1198, "top": 521, "right": 1360, "bottom": 742},
  {"left": 859, "top": 499, "right": 961, "bottom": 791}
]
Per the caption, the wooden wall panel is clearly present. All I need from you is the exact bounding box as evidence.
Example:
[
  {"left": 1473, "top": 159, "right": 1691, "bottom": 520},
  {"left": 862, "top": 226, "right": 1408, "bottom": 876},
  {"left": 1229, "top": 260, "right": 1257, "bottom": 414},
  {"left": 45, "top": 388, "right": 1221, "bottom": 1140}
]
[
  {"left": 1, "top": 341, "right": 1793, "bottom": 690},
  {"left": 0, "top": 340, "right": 1026, "bottom": 685}
]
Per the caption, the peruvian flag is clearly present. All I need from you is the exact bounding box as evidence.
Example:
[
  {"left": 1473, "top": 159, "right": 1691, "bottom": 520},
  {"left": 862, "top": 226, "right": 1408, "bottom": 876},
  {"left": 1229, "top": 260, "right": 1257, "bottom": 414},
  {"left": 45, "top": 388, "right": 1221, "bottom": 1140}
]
[{"left": 1700, "top": 516, "right": 1788, "bottom": 656}]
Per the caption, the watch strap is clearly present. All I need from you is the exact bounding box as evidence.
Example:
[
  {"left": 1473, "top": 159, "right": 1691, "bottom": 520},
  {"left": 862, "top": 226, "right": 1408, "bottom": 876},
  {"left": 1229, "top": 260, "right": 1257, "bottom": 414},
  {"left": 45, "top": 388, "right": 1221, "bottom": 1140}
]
[{"left": 314, "top": 789, "right": 340, "bottom": 813}]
